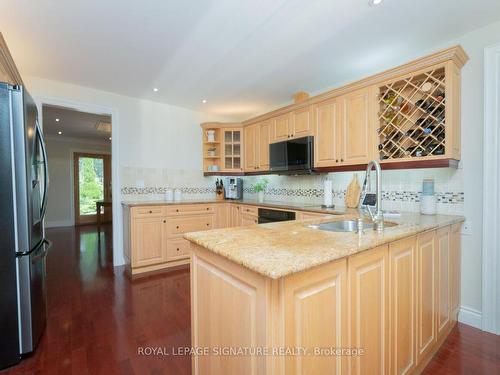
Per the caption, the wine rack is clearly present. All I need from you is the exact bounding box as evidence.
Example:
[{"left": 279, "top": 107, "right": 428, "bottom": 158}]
[{"left": 378, "top": 67, "right": 447, "bottom": 160}]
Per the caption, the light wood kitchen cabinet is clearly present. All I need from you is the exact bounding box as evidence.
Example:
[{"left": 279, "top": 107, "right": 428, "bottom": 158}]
[
  {"left": 271, "top": 112, "right": 291, "bottom": 142},
  {"left": 215, "top": 203, "right": 230, "bottom": 229},
  {"left": 313, "top": 98, "right": 342, "bottom": 167},
  {"left": 348, "top": 245, "right": 389, "bottom": 375},
  {"left": 450, "top": 223, "right": 462, "bottom": 322},
  {"left": 244, "top": 124, "right": 258, "bottom": 172},
  {"left": 240, "top": 212, "right": 258, "bottom": 226},
  {"left": 389, "top": 236, "right": 417, "bottom": 375},
  {"left": 230, "top": 204, "right": 242, "bottom": 227},
  {"left": 340, "top": 87, "right": 375, "bottom": 165},
  {"left": 416, "top": 230, "right": 438, "bottom": 363},
  {"left": 284, "top": 258, "right": 348, "bottom": 374},
  {"left": 436, "top": 226, "right": 451, "bottom": 339},
  {"left": 123, "top": 204, "right": 216, "bottom": 275},
  {"left": 131, "top": 216, "right": 168, "bottom": 268},
  {"left": 290, "top": 106, "right": 313, "bottom": 138},
  {"left": 258, "top": 120, "right": 271, "bottom": 171},
  {"left": 189, "top": 223, "right": 461, "bottom": 374},
  {"left": 271, "top": 107, "right": 313, "bottom": 143},
  {"left": 222, "top": 128, "right": 243, "bottom": 172}
]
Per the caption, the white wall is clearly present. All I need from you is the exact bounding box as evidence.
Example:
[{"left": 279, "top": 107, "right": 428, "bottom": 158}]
[{"left": 44, "top": 137, "right": 110, "bottom": 227}]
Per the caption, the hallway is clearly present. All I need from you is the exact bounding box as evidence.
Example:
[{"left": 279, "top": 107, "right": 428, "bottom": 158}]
[{"left": 1, "top": 225, "right": 498, "bottom": 374}]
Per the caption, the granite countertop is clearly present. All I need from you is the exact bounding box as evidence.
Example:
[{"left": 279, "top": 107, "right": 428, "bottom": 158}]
[
  {"left": 184, "top": 213, "right": 464, "bottom": 279},
  {"left": 121, "top": 198, "right": 347, "bottom": 215}
]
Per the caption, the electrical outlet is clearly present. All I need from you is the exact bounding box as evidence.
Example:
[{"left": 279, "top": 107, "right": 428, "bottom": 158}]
[{"left": 462, "top": 220, "right": 472, "bottom": 236}]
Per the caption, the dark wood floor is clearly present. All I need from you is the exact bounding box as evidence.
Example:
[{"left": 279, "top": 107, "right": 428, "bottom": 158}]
[{"left": 1, "top": 225, "right": 499, "bottom": 374}]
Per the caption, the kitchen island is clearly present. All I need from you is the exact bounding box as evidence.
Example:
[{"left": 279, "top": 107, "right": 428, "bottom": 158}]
[{"left": 185, "top": 213, "right": 464, "bottom": 375}]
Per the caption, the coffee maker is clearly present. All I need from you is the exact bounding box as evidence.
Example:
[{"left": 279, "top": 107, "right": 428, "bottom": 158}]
[{"left": 223, "top": 177, "right": 243, "bottom": 200}]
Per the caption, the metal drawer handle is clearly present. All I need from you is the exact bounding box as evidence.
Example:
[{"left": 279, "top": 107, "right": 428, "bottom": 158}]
[
  {"left": 163, "top": 220, "right": 166, "bottom": 223},
  {"left": 149, "top": 210, "right": 153, "bottom": 213},
  {"left": 176, "top": 226, "right": 179, "bottom": 229}
]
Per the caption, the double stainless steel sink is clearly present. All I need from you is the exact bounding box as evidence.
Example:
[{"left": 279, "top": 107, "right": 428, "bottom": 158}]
[{"left": 307, "top": 219, "right": 398, "bottom": 233}]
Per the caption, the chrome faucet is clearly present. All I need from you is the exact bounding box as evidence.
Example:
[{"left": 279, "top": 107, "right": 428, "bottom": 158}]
[{"left": 362, "top": 160, "right": 384, "bottom": 231}]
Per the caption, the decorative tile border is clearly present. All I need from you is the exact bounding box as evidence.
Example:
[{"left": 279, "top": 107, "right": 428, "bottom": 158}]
[
  {"left": 121, "top": 186, "right": 215, "bottom": 195},
  {"left": 121, "top": 185, "right": 464, "bottom": 204},
  {"left": 244, "top": 186, "right": 464, "bottom": 204}
]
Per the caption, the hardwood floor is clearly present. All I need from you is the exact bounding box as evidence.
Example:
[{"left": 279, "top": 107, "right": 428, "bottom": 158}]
[
  {"left": 1, "top": 225, "right": 191, "bottom": 375},
  {"left": 1, "top": 225, "right": 498, "bottom": 374}
]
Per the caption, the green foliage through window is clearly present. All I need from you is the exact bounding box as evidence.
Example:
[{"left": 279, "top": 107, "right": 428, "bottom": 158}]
[{"left": 79, "top": 157, "right": 104, "bottom": 215}]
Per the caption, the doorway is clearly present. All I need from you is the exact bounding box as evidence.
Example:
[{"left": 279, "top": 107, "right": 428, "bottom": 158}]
[{"left": 73, "top": 152, "right": 112, "bottom": 226}]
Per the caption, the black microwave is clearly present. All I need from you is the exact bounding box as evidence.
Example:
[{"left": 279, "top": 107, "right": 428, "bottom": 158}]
[{"left": 269, "top": 136, "right": 314, "bottom": 174}]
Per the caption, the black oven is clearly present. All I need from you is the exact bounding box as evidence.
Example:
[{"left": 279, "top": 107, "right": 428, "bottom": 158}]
[
  {"left": 258, "top": 208, "right": 296, "bottom": 224},
  {"left": 269, "top": 136, "right": 314, "bottom": 174}
]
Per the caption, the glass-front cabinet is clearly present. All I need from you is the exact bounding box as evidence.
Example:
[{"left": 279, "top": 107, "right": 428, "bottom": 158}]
[{"left": 222, "top": 128, "right": 242, "bottom": 172}]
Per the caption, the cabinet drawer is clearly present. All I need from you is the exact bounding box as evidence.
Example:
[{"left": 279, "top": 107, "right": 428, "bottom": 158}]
[
  {"left": 167, "top": 238, "right": 191, "bottom": 261},
  {"left": 240, "top": 205, "right": 258, "bottom": 216},
  {"left": 166, "top": 204, "right": 215, "bottom": 216},
  {"left": 131, "top": 206, "right": 165, "bottom": 218},
  {"left": 168, "top": 215, "right": 214, "bottom": 237}
]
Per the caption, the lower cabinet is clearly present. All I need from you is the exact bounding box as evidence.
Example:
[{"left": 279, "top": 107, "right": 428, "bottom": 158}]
[
  {"left": 450, "top": 223, "right": 462, "bottom": 322},
  {"left": 436, "top": 226, "right": 451, "bottom": 339},
  {"left": 131, "top": 216, "right": 168, "bottom": 268},
  {"left": 348, "top": 245, "right": 389, "bottom": 375},
  {"left": 284, "top": 258, "right": 348, "bottom": 375},
  {"left": 389, "top": 236, "right": 417, "bottom": 375},
  {"left": 416, "top": 230, "right": 438, "bottom": 364}
]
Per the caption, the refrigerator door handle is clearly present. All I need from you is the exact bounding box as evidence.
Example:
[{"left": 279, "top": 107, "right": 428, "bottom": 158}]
[{"left": 35, "top": 121, "right": 49, "bottom": 221}]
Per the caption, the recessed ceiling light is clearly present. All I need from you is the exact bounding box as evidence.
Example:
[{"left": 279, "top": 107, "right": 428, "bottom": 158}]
[
  {"left": 202, "top": 99, "right": 207, "bottom": 104},
  {"left": 109, "top": 137, "right": 112, "bottom": 140},
  {"left": 153, "top": 88, "right": 159, "bottom": 92},
  {"left": 58, "top": 131, "right": 62, "bottom": 135},
  {"left": 368, "top": 0, "right": 383, "bottom": 6},
  {"left": 55, "top": 118, "right": 60, "bottom": 122}
]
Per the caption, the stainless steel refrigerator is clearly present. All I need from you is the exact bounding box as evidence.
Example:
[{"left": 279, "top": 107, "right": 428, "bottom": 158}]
[{"left": 0, "top": 83, "right": 50, "bottom": 369}]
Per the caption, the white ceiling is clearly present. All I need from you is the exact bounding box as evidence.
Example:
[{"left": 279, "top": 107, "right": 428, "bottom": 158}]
[
  {"left": 42, "top": 105, "right": 112, "bottom": 142},
  {"left": 2, "top": 0, "right": 500, "bottom": 120}
]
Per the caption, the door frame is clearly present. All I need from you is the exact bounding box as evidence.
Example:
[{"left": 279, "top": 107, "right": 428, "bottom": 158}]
[
  {"left": 73, "top": 152, "right": 111, "bottom": 225},
  {"left": 34, "top": 95, "right": 123, "bottom": 267},
  {"left": 482, "top": 42, "right": 500, "bottom": 334}
]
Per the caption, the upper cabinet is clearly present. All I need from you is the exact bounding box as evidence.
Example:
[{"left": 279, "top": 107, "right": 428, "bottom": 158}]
[
  {"left": 201, "top": 123, "right": 244, "bottom": 174},
  {"left": 201, "top": 46, "right": 468, "bottom": 176},
  {"left": 377, "top": 62, "right": 462, "bottom": 164},
  {"left": 244, "top": 120, "right": 271, "bottom": 172},
  {"left": 314, "top": 87, "right": 375, "bottom": 168},
  {"left": 340, "top": 87, "right": 376, "bottom": 165},
  {"left": 271, "top": 106, "right": 313, "bottom": 143},
  {"left": 271, "top": 113, "right": 291, "bottom": 142},
  {"left": 0, "top": 33, "right": 23, "bottom": 86}
]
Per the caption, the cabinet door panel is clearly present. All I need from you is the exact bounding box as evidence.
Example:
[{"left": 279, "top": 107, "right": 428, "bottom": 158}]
[
  {"left": 437, "top": 226, "right": 451, "bottom": 337},
  {"left": 240, "top": 213, "right": 258, "bottom": 226},
  {"left": 292, "top": 106, "right": 312, "bottom": 138},
  {"left": 416, "top": 230, "right": 437, "bottom": 362},
  {"left": 244, "top": 125, "right": 256, "bottom": 171},
  {"left": 341, "top": 88, "right": 373, "bottom": 165},
  {"left": 272, "top": 113, "right": 291, "bottom": 142},
  {"left": 349, "top": 245, "right": 389, "bottom": 375},
  {"left": 314, "top": 99, "right": 341, "bottom": 167},
  {"left": 132, "top": 217, "right": 167, "bottom": 267},
  {"left": 258, "top": 121, "right": 271, "bottom": 170},
  {"left": 450, "top": 223, "right": 462, "bottom": 322},
  {"left": 389, "top": 237, "right": 417, "bottom": 375},
  {"left": 285, "top": 259, "right": 347, "bottom": 375}
]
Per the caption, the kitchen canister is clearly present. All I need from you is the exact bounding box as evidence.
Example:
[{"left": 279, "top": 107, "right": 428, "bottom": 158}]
[
  {"left": 420, "top": 179, "right": 437, "bottom": 215},
  {"left": 165, "top": 188, "right": 174, "bottom": 201},
  {"left": 174, "top": 188, "right": 183, "bottom": 201}
]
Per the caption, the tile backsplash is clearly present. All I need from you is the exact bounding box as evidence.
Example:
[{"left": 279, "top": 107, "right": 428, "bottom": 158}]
[{"left": 120, "top": 166, "right": 464, "bottom": 215}]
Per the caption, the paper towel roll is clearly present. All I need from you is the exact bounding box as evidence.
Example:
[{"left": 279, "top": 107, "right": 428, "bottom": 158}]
[{"left": 324, "top": 180, "right": 333, "bottom": 207}]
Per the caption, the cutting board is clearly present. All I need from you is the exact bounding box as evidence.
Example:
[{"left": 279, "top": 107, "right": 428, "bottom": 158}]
[{"left": 345, "top": 174, "right": 361, "bottom": 208}]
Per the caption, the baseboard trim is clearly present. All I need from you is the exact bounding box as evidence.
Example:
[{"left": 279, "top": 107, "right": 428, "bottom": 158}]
[
  {"left": 458, "top": 306, "right": 482, "bottom": 329},
  {"left": 45, "top": 220, "right": 73, "bottom": 228}
]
